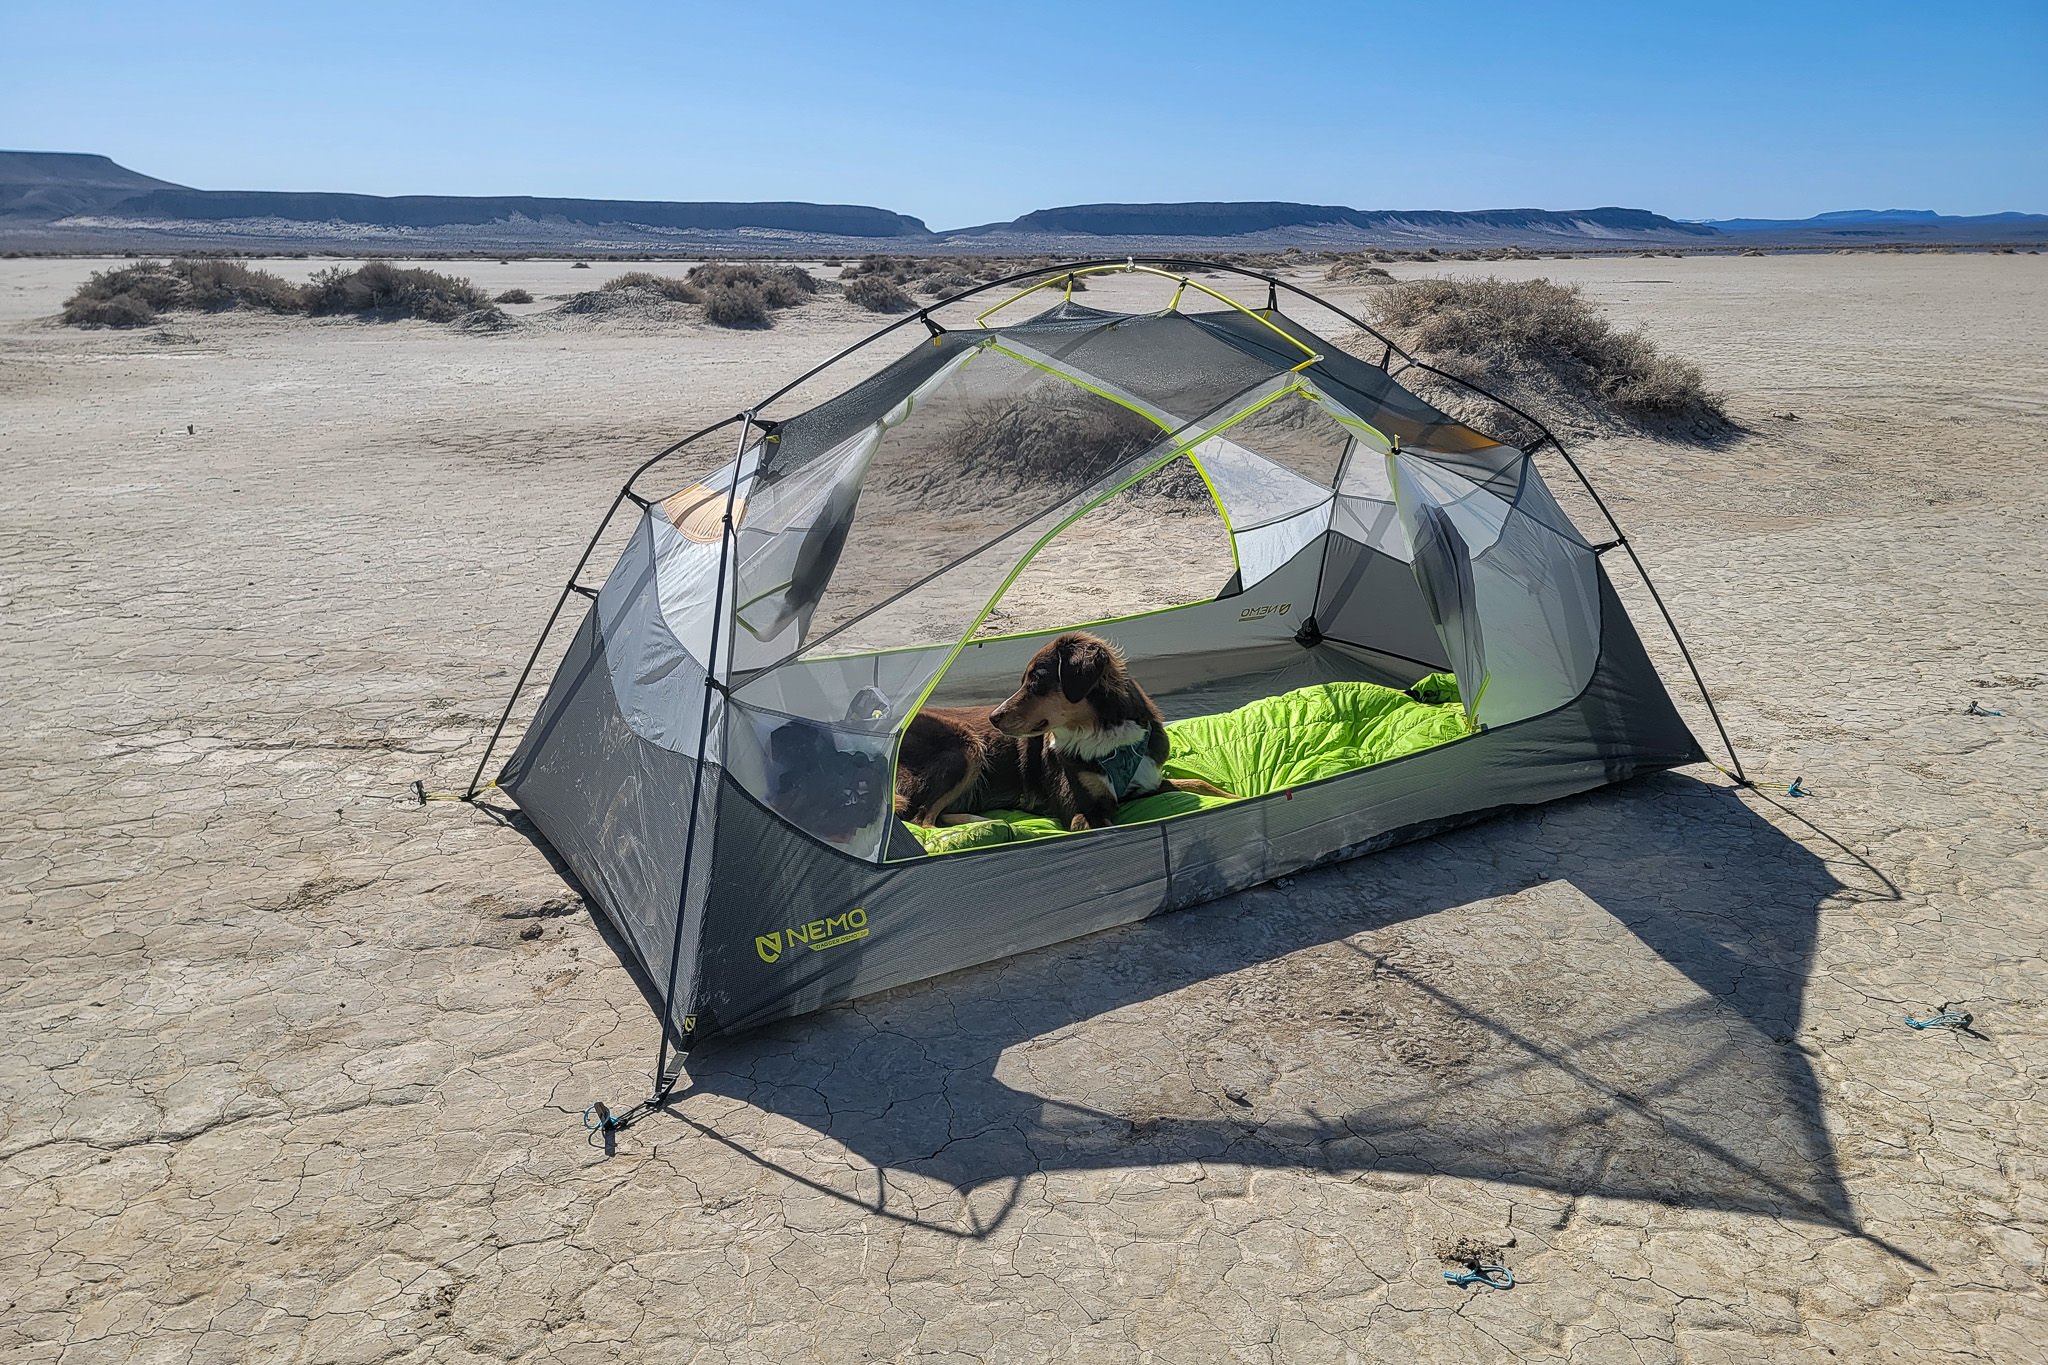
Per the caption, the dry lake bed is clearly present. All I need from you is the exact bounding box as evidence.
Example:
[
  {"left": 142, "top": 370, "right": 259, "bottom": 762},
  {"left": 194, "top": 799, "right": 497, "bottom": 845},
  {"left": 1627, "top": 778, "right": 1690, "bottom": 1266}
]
[{"left": 2, "top": 253, "right": 2044, "bottom": 1362}]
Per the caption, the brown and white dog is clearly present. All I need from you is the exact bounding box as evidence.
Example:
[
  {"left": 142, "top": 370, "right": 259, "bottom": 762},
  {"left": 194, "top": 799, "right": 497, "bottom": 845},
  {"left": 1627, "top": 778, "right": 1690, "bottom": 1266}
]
[{"left": 894, "top": 632, "right": 1233, "bottom": 833}]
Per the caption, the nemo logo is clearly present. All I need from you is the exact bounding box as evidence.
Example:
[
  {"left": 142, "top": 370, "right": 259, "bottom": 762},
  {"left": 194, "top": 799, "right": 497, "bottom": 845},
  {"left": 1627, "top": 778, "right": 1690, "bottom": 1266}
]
[
  {"left": 755, "top": 909, "right": 869, "bottom": 968},
  {"left": 1239, "top": 602, "right": 1293, "bottom": 621}
]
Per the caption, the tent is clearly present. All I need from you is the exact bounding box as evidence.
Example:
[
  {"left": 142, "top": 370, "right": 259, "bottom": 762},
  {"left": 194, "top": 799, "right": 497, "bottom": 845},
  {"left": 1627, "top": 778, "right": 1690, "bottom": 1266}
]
[{"left": 475, "top": 261, "right": 1737, "bottom": 1088}]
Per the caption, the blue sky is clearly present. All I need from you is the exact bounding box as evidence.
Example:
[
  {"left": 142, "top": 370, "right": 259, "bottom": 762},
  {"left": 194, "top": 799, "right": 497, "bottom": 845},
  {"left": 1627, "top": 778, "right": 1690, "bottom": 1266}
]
[{"left": 4, "top": 0, "right": 2043, "bottom": 228}]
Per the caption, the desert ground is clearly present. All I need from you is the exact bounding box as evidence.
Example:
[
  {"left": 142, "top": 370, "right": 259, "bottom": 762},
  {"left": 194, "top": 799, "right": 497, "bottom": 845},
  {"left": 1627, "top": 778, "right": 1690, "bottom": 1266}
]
[{"left": 2, "top": 252, "right": 2044, "bottom": 1363}]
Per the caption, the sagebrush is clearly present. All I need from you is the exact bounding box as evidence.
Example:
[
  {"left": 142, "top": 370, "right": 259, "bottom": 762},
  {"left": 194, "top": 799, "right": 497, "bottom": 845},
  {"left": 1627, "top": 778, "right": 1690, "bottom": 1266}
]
[
  {"left": 844, "top": 273, "right": 913, "bottom": 313},
  {"left": 1367, "top": 276, "right": 1727, "bottom": 437},
  {"left": 303, "top": 263, "right": 490, "bottom": 320},
  {"left": 61, "top": 258, "right": 304, "bottom": 327}
]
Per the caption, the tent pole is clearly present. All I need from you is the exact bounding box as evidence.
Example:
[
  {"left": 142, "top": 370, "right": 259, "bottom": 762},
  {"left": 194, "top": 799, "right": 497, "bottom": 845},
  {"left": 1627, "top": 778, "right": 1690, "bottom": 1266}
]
[
  {"left": 462, "top": 413, "right": 746, "bottom": 800},
  {"left": 649, "top": 413, "right": 757, "bottom": 1100}
]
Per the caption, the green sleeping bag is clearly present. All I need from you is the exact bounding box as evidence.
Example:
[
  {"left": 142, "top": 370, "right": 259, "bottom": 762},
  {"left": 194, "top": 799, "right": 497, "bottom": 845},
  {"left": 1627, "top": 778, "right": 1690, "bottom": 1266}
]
[{"left": 906, "top": 677, "right": 1467, "bottom": 856}]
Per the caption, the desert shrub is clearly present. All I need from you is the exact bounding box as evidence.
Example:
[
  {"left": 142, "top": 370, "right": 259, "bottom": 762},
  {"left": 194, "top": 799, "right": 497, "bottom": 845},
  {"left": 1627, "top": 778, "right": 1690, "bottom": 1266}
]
[
  {"left": 1367, "top": 275, "right": 1727, "bottom": 437},
  {"left": 177, "top": 259, "right": 304, "bottom": 313},
  {"left": 602, "top": 271, "right": 699, "bottom": 302},
  {"left": 699, "top": 282, "right": 772, "bottom": 328},
  {"left": 841, "top": 254, "right": 918, "bottom": 285},
  {"left": 68, "top": 290, "right": 160, "bottom": 328},
  {"left": 1325, "top": 256, "right": 1392, "bottom": 284},
  {"left": 916, "top": 268, "right": 977, "bottom": 297},
  {"left": 63, "top": 261, "right": 181, "bottom": 325},
  {"left": 844, "top": 273, "right": 913, "bottom": 312},
  {"left": 875, "top": 393, "right": 1200, "bottom": 506},
  {"left": 687, "top": 262, "right": 817, "bottom": 309},
  {"left": 454, "top": 306, "right": 515, "bottom": 332},
  {"left": 494, "top": 287, "right": 534, "bottom": 304},
  {"left": 303, "top": 262, "right": 489, "bottom": 320},
  {"left": 571, "top": 261, "right": 591, "bottom": 269},
  {"left": 552, "top": 288, "right": 675, "bottom": 317},
  {"left": 62, "top": 257, "right": 304, "bottom": 325}
]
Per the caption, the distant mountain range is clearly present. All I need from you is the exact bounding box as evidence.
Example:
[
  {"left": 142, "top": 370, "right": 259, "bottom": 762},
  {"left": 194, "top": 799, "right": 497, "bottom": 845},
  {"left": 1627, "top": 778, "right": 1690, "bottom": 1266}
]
[
  {"left": 0, "top": 151, "right": 185, "bottom": 218},
  {"left": 3, "top": 151, "right": 2043, "bottom": 253},
  {"left": 1702, "top": 208, "right": 2048, "bottom": 237}
]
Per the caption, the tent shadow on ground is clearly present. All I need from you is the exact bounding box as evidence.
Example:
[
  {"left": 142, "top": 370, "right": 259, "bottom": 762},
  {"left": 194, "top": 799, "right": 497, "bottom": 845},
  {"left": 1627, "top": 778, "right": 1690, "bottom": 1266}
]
[{"left": 513, "top": 772, "right": 1915, "bottom": 1263}]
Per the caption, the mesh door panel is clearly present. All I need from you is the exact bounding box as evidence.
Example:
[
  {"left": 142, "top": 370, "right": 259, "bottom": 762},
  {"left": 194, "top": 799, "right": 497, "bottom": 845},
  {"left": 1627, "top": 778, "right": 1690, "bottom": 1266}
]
[
  {"left": 971, "top": 455, "right": 1238, "bottom": 641},
  {"left": 732, "top": 343, "right": 1175, "bottom": 664}
]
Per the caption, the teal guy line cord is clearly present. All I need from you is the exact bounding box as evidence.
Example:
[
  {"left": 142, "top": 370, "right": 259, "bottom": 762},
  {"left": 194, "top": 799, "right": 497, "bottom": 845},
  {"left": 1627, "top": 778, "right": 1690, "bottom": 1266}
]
[{"left": 1903, "top": 1004, "right": 1974, "bottom": 1031}]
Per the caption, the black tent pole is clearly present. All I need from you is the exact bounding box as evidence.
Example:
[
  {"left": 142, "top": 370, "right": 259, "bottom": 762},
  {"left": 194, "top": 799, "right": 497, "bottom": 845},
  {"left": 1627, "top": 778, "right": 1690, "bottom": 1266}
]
[{"left": 649, "top": 413, "right": 757, "bottom": 1100}]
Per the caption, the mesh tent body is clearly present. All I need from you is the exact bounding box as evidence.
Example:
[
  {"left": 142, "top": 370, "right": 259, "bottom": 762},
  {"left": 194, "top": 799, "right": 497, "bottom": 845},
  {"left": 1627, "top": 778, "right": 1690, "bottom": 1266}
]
[{"left": 498, "top": 285, "right": 1705, "bottom": 1051}]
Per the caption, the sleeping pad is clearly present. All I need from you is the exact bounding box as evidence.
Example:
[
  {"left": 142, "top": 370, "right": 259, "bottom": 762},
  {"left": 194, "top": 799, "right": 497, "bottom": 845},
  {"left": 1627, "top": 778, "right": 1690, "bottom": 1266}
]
[{"left": 906, "top": 676, "right": 1468, "bottom": 855}]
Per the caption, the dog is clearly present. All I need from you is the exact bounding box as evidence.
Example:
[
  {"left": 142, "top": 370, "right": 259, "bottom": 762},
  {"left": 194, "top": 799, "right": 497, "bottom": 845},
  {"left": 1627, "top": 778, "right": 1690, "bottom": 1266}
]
[{"left": 894, "top": 632, "right": 1235, "bottom": 833}]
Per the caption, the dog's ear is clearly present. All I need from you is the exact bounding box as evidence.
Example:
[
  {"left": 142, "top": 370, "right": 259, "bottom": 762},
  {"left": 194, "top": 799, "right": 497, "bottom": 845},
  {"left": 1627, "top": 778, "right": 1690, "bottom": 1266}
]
[{"left": 1057, "top": 636, "right": 1108, "bottom": 703}]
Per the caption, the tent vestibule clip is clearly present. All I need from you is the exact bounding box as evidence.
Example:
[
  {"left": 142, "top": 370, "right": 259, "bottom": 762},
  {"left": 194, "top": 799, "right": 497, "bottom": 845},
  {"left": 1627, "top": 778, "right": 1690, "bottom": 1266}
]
[{"left": 1786, "top": 776, "right": 1810, "bottom": 798}]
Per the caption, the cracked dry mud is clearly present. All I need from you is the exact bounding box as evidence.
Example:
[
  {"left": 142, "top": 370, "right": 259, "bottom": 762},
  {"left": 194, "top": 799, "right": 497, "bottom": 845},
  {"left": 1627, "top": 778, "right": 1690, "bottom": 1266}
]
[{"left": 2, "top": 255, "right": 2044, "bottom": 1363}]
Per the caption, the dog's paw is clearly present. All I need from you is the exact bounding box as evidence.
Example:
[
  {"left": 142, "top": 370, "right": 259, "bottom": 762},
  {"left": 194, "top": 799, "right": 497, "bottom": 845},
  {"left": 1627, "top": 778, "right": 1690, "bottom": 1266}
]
[{"left": 1068, "top": 814, "right": 1093, "bottom": 832}]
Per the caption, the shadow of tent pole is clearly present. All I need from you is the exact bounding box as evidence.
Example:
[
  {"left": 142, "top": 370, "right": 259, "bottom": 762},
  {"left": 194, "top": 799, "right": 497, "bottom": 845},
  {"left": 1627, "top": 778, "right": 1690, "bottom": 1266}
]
[
  {"left": 1346, "top": 944, "right": 1931, "bottom": 1271},
  {"left": 668, "top": 1109, "right": 1031, "bottom": 1241}
]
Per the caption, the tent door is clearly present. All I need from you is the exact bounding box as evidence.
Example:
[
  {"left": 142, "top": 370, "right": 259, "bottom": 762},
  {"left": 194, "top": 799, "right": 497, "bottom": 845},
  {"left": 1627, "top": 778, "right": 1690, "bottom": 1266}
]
[{"left": 1389, "top": 455, "right": 1488, "bottom": 728}]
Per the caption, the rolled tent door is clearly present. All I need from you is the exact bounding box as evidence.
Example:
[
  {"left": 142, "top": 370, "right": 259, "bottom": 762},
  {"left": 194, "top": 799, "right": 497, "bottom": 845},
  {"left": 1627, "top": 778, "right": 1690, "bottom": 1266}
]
[
  {"left": 1387, "top": 449, "right": 1605, "bottom": 729},
  {"left": 1390, "top": 455, "right": 1488, "bottom": 727}
]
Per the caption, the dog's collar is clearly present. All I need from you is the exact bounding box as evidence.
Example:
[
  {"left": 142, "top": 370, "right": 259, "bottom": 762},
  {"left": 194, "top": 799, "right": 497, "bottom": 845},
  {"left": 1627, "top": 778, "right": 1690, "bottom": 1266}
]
[
  {"left": 1093, "top": 739, "right": 1152, "bottom": 801},
  {"left": 1048, "top": 721, "right": 1153, "bottom": 799}
]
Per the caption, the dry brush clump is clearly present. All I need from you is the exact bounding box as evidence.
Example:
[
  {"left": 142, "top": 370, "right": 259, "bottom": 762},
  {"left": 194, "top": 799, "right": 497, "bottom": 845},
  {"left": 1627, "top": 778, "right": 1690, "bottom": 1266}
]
[
  {"left": 689, "top": 261, "right": 818, "bottom": 315},
  {"left": 1365, "top": 275, "right": 1729, "bottom": 440},
  {"left": 303, "top": 263, "right": 491, "bottom": 320},
  {"left": 687, "top": 262, "right": 818, "bottom": 325},
  {"left": 61, "top": 258, "right": 305, "bottom": 327},
  {"left": 844, "top": 272, "right": 914, "bottom": 313},
  {"left": 175, "top": 259, "right": 307, "bottom": 312},
  {"left": 566, "top": 263, "right": 819, "bottom": 328},
  {"left": 914, "top": 267, "right": 977, "bottom": 298},
  {"left": 874, "top": 393, "right": 1204, "bottom": 510},
  {"left": 1325, "top": 255, "right": 1393, "bottom": 284},
  {"left": 601, "top": 270, "right": 701, "bottom": 303},
  {"left": 840, "top": 254, "right": 917, "bottom": 284},
  {"left": 493, "top": 288, "right": 534, "bottom": 304}
]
